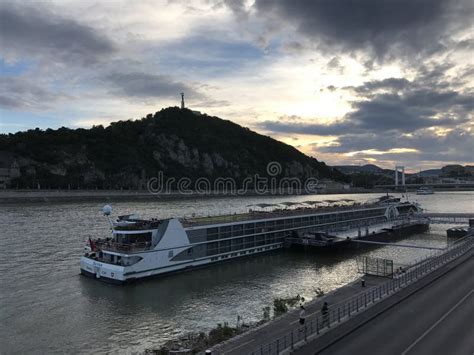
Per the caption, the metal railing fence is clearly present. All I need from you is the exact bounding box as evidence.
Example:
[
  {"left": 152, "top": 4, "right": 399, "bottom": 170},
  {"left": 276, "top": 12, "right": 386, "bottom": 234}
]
[{"left": 250, "top": 236, "right": 474, "bottom": 355}]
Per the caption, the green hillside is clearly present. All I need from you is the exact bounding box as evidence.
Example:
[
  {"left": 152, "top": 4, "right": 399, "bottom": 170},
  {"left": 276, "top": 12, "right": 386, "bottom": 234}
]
[{"left": 0, "top": 107, "right": 347, "bottom": 190}]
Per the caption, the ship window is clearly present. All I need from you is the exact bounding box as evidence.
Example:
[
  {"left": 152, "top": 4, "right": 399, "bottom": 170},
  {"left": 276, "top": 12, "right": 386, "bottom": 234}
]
[
  {"left": 168, "top": 250, "right": 174, "bottom": 258},
  {"left": 232, "top": 224, "right": 243, "bottom": 236},
  {"left": 207, "top": 227, "right": 219, "bottom": 240},
  {"left": 220, "top": 226, "right": 232, "bottom": 238},
  {"left": 122, "top": 256, "right": 142, "bottom": 266},
  {"left": 115, "top": 232, "right": 151, "bottom": 244},
  {"left": 245, "top": 223, "right": 255, "bottom": 231}
]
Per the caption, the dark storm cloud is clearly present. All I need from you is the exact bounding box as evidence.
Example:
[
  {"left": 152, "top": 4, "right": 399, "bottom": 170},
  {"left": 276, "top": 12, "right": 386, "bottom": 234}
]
[
  {"left": 348, "top": 92, "right": 469, "bottom": 130},
  {"left": 251, "top": 0, "right": 472, "bottom": 60},
  {"left": 104, "top": 72, "right": 204, "bottom": 100},
  {"left": 0, "top": 77, "right": 67, "bottom": 110},
  {"left": 0, "top": 2, "right": 116, "bottom": 65}
]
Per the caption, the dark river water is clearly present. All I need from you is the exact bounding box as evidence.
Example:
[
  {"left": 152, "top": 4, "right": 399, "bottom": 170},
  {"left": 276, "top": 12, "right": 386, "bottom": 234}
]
[{"left": 1, "top": 192, "right": 472, "bottom": 354}]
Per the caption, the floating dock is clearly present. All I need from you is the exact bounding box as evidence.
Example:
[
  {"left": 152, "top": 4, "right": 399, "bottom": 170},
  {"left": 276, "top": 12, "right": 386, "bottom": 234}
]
[{"left": 285, "top": 219, "right": 429, "bottom": 249}]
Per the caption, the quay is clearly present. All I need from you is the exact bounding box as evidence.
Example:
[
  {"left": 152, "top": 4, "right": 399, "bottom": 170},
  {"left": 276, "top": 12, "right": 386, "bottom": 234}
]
[
  {"left": 296, "top": 239, "right": 473, "bottom": 355},
  {"left": 209, "top": 233, "right": 474, "bottom": 355},
  {"left": 210, "top": 275, "right": 387, "bottom": 355}
]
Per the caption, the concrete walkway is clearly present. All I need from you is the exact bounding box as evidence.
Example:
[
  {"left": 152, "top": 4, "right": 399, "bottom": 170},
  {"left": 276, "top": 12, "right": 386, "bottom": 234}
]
[
  {"left": 295, "top": 251, "right": 473, "bottom": 355},
  {"left": 211, "top": 275, "right": 386, "bottom": 355}
]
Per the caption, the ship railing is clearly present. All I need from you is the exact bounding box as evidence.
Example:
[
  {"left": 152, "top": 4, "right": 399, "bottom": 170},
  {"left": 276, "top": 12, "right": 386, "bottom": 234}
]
[
  {"left": 95, "top": 240, "right": 151, "bottom": 253},
  {"left": 248, "top": 235, "right": 474, "bottom": 355},
  {"left": 284, "top": 237, "right": 330, "bottom": 247},
  {"left": 182, "top": 203, "right": 391, "bottom": 226}
]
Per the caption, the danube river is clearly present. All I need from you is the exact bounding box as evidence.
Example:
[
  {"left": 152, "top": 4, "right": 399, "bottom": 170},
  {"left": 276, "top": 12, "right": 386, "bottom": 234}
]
[{"left": 1, "top": 192, "right": 472, "bottom": 354}]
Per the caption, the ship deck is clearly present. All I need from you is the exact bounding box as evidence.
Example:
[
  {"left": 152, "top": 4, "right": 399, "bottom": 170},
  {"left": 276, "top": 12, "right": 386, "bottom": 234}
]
[{"left": 181, "top": 203, "right": 384, "bottom": 228}]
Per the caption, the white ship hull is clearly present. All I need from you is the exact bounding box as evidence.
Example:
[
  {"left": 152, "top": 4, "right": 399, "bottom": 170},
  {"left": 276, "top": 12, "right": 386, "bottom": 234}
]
[
  {"left": 80, "top": 201, "right": 422, "bottom": 284},
  {"left": 80, "top": 242, "right": 283, "bottom": 284}
]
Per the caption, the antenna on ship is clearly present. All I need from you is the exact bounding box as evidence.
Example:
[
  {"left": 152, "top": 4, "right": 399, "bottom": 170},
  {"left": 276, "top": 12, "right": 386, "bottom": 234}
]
[
  {"left": 102, "top": 205, "right": 114, "bottom": 229},
  {"left": 180, "top": 92, "right": 185, "bottom": 109}
]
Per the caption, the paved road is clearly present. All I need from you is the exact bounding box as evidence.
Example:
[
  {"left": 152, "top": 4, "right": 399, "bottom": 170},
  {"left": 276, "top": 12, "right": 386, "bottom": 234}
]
[{"left": 308, "top": 256, "right": 474, "bottom": 355}]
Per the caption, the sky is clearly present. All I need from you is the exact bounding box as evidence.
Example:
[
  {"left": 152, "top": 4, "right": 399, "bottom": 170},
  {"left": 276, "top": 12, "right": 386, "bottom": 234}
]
[{"left": 0, "top": 0, "right": 473, "bottom": 170}]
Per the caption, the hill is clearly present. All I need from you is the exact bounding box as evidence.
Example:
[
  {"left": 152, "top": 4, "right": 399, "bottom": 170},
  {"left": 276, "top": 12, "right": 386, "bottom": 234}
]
[
  {"left": 418, "top": 169, "right": 442, "bottom": 177},
  {"left": 334, "top": 164, "right": 383, "bottom": 174},
  {"left": 0, "top": 107, "right": 347, "bottom": 190},
  {"left": 334, "top": 164, "right": 397, "bottom": 188}
]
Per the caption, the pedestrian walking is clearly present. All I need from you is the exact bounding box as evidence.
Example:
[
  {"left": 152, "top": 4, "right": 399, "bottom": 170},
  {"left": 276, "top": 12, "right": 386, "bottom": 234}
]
[
  {"left": 321, "top": 302, "right": 329, "bottom": 327},
  {"left": 299, "top": 305, "right": 306, "bottom": 325}
]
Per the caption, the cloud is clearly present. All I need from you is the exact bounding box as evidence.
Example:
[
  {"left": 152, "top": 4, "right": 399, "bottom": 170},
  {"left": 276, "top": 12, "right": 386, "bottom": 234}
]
[
  {"left": 326, "top": 56, "right": 344, "bottom": 74},
  {"left": 251, "top": 0, "right": 472, "bottom": 61},
  {"left": 0, "top": 2, "right": 116, "bottom": 65},
  {"left": 222, "top": 0, "right": 249, "bottom": 21},
  {"left": 104, "top": 72, "right": 204, "bottom": 100},
  {"left": 349, "top": 78, "right": 410, "bottom": 94},
  {"left": 0, "top": 77, "right": 69, "bottom": 110},
  {"left": 260, "top": 61, "right": 473, "bottom": 167},
  {"left": 154, "top": 34, "right": 264, "bottom": 76},
  {"left": 260, "top": 91, "right": 469, "bottom": 136},
  {"left": 316, "top": 129, "right": 474, "bottom": 164},
  {"left": 261, "top": 64, "right": 473, "bottom": 137}
]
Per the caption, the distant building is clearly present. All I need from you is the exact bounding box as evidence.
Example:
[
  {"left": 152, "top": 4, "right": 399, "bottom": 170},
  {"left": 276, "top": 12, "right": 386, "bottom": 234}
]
[{"left": 0, "top": 152, "right": 21, "bottom": 189}]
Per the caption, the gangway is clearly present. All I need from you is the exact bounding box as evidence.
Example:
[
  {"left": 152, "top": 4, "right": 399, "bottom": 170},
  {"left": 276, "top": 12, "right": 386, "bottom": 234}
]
[
  {"left": 348, "top": 239, "right": 445, "bottom": 250},
  {"left": 417, "top": 212, "right": 474, "bottom": 224}
]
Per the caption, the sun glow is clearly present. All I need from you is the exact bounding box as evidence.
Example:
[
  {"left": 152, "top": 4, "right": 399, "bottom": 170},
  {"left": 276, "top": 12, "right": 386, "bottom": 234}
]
[{"left": 344, "top": 148, "right": 420, "bottom": 157}]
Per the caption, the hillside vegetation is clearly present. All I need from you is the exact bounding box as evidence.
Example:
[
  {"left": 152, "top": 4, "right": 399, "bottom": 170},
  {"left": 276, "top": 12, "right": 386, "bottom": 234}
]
[{"left": 0, "top": 107, "right": 347, "bottom": 190}]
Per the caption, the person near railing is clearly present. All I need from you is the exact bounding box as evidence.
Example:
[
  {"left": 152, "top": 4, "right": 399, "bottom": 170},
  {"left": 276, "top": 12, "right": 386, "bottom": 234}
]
[
  {"left": 321, "top": 302, "right": 329, "bottom": 327},
  {"left": 299, "top": 305, "right": 306, "bottom": 325}
]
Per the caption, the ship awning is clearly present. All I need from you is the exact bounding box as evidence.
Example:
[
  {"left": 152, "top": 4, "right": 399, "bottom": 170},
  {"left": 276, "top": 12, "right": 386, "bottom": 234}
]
[
  {"left": 302, "top": 200, "right": 324, "bottom": 205},
  {"left": 247, "top": 203, "right": 279, "bottom": 208},
  {"left": 279, "top": 202, "right": 301, "bottom": 207}
]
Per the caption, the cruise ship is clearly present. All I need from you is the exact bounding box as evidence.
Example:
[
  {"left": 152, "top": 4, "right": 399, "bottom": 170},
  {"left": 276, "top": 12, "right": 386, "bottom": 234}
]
[{"left": 80, "top": 198, "right": 423, "bottom": 284}]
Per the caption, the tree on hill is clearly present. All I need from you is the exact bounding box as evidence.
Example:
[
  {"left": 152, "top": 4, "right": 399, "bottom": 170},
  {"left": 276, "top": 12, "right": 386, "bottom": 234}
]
[{"left": 0, "top": 107, "right": 348, "bottom": 190}]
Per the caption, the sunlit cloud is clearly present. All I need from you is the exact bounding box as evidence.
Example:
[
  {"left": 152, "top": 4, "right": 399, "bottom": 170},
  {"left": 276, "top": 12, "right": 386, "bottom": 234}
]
[{"left": 344, "top": 148, "right": 420, "bottom": 157}]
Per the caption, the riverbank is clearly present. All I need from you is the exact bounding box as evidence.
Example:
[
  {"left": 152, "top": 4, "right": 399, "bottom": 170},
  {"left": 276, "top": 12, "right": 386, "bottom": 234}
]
[
  {"left": 209, "top": 275, "right": 386, "bottom": 355},
  {"left": 0, "top": 188, "right": 375, "bottom": 204},
  {"left": 145, "top": 275, "right": 386, "bottom": 354}
]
